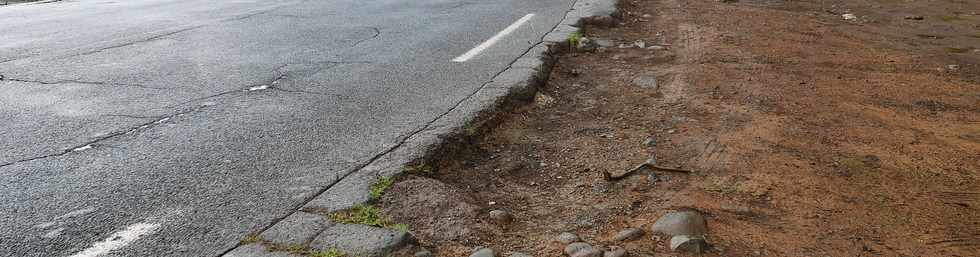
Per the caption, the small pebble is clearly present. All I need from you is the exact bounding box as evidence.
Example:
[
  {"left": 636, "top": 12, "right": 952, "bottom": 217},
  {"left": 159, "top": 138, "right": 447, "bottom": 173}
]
[
  {"left": 509, "top": 252, "right": 533, "bottom": 257},
  {"left": 571, "top": 248, "right": 602, "bottom": 257},
  {"left": 415, "top": 250, "right": 434, "bottom": 257},
  {"left": 564, "top": 242, "right": 592, "bottom": 256},
  {"left": 614, "top": 228, "right": 645, "bottom": 241},
  {"left": 603, "top": 246, "right": 627, "bottom": 257},
  {"left": 557, "top": 232, "right": 581, "bottom": 244},
  {"left": 470, "top": 248, "right": 497, "bottom": 257},
  {"left": 489, "top": 210, "right": 513, "bottom": 224}
]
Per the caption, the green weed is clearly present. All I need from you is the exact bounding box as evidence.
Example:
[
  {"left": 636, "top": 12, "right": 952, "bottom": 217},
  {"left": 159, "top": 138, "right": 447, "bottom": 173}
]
[{"left": 369, "top": 177, "right": 394, "bottom": 201}]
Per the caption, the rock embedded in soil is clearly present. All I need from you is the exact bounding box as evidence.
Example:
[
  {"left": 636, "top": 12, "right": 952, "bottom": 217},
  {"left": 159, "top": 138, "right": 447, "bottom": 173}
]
[
  {"left": 564, "top": 242, "right": 593, "bottom": 256},
  {"left": 603, "top": 246, "right": 627, "bottom": 257},
  {"left": 489, "top": 209, "right": 513, "bottom": 224},
  {"left": 571, "top": 248, "right": 603, "bottom": 257},
  {"left": 613, "top": 228, "right": 645, "bottom": 241},
  {"left": 558, "top": 232, "right": 581, "bottom": 244},
  {"left": 650, "top": 210, "right": 707, "bottom": 236},
  {"left": 509, "top": 252, "right": 533, "bottom": 257},
  {"left": 470, "top": 248, "right": 496, "bottom": 257},
  {"left": 415, "top": 250, "right": 434, "bottom": 257},
  {"left": 669, "top": 235, "right": 708, "bottom": 253},
  {"left": 631, "top": 75, "right": 658, "bottom": 90}
]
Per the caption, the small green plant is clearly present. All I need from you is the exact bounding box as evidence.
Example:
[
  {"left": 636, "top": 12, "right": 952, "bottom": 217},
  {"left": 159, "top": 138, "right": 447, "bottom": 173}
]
[
  {"left": 568, "top": 32, "right": 582, "bottom": 46},
  {"left": 330, "top": 204, "right": 386, "bottom": 226},
  {"left": 369, "top": 177, "right": 394, "bottom": 201},
  {"left": 390, "top": 223, "right": 410, "bottom": 233},
  {"left": 405, "top": 163, "right": 433, "bottom": 175},
  {"left": 286, "top": 244, "right": 306, "bottom": 254},
  {"left": 240, "top": 234, "right": 260, "bottom": 244},
  {"left": 309, "top": 248, "right": 346, "bottom": 257},
  {"left": 329, "top": 204, "right": 412, "bottom": 232}
]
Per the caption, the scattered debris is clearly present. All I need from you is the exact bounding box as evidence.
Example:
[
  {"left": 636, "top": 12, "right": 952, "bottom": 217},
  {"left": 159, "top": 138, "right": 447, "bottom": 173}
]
[
  {"left": 842, "top": 13, "right": 858, "bottom": 20},
  {"left": 630, "top": 74, "right": 658, "bottom": 90},
  {"left": 904, "top": 15, "right": 924, "bottom": 20}
]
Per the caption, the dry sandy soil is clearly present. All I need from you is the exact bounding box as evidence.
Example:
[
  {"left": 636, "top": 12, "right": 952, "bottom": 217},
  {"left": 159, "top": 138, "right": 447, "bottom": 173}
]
[{"left": 381, "top": 0, "right": 980, "bottom": 256}]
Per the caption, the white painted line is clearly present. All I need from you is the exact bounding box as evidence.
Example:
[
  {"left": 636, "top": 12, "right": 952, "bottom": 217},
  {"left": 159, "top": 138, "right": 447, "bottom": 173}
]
[
  {"left": 71, "top": 145, "right": 93, "bottom": 152},
  {"left": 69, "top": 223, "right": 160, "bottom": 257},
  {"left": 452, "top": 13, "right": 535, "bottom": 62}
]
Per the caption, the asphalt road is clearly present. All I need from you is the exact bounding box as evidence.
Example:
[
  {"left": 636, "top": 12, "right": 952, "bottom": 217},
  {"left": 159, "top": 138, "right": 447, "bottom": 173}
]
[{"left": 0, "top": 0, "right": 574, "bottom": 256}]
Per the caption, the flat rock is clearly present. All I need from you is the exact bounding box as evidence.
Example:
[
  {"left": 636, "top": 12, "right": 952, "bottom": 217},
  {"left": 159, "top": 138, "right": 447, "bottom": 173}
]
[
  {"left": 310, "top": 223, "right": 411, "bottom": 256},
  {"left": 225, "top": 244, "right": 303, "bottom": 257},
  {"left": 650, "top": 210, "right": 707, "bottom": 236},
  {"left": 631, "top": 75, "right": 658, "bottom": 90},
  {"left": 670, "top": 234, "right": 708, "bottom": 253},
  {"left": 564, "top": 242, "right": 593, "bottom": 256},
  {"left": 415, "top": 250, "right": 434, "bottom": 257},
  {"left": 603, "top": 246, "right": 626, "bottom": 257},
  {"left": 260, "top": 211, "right": 333, "bottom": 245},
  {"left": 557, "top": 232, "right": 580, "bottom": 244},
  {"left": 489, "top": 209, "right": 513, "bottom": 224},
  {"left": 470, "top": 248, "right": 496, "bottom": 257},
  {"left": 571, "top": 248, "right": 602, "bottom": 257},
  {"left": 613, "top": 228, "right": 644, "bottom": 241},
  {"left": 509, "top": 252, "right": 534, "bottom": 257}
]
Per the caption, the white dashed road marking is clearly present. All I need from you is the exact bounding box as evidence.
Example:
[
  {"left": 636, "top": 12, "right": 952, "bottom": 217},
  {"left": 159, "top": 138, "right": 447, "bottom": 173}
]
[{"left": 452, "top": 13, "right": 535, "bottom": 62}]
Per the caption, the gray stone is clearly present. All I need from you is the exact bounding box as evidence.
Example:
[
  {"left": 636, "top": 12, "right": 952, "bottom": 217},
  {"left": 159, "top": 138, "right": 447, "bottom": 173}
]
[
  {"left": 225, "top": 244, "right": 303, "bottom": 257},
  {"left": 509, "top": 252, "right": 534, "bottom": 257},
  {"left": 260, "top": 211, "right": 333, "bottom": 245},
  {"left": 470, "top": 248, "right": 496, "bottom": 257},
  {"left": 613, "top": 228, "right": 644, "bottom": 241},
  {"left": 631, "top": 75, "right": 658, "bottom": 90},
  {"left": 670, "top": 234, "right": 708, "bottom": 253},
  {"left": 564, "top": 242, "right": 593, "bottom": 256},
  {"left": 650, "top": 210, "right": 707, "bottom": 236},
  {"left": 571, "top": 248, "right": 602, "bottom": 257},
  {"left": 415, "top": 250, "right": 434, "bottom": 257},
  {"left": 310, "top": 223, "right": 411, "bottom": 256},
  {"left": 595, "top": 39, "right": 615, "bottom": 48},
  {"left": 489, "top": 209, "right": 513, "bottom": 224},
  {"left": 557, "top": 232, "right": 580, "bottom": 244},
  {"left": 643, "top": 138, "right": 657, "bottom": 147},
  {"left": 603, "top": 246, "right": 627, "bottom": 257},
  {"left": 632, "top": 40, "right": 646, "bottom": 48}
]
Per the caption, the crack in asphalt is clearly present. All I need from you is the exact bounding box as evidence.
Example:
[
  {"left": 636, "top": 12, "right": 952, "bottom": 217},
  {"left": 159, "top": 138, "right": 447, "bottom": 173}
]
[
  {"left": 349, "top": 27, "right": 381, "bottom": 48},
  {"left": 69, "top": 26, "right": 204, "bottom": 58},
  {"left": 1, "top": 76, "right": 165, "bottom": 90},
  {"left": 0, "top": 105, "right": 210, "bottom": 169}
]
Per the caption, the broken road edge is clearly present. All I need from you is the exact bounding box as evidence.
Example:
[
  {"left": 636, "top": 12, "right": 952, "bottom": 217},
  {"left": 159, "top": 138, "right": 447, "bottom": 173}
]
[{"left": 223, "top": 0, "right": 623, "bottom": 256}]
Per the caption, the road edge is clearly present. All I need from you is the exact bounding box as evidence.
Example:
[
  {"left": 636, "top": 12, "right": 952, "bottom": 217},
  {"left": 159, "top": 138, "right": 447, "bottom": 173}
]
[{"left": 221, "top": 0, "right": 623, "bottom": 256}]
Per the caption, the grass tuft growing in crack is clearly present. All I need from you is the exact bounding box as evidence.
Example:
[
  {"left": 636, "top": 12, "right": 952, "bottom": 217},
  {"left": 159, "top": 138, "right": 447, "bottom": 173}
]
[
  {"left": 369, "top": 176, "right": 394, "bottom": 201},
  {"left": 240, "top": 234, "right": 261, "bottom": 244},
  {"left": 309, "top": 248, "right": 346, "bottom": 257},
  {"left": 329, "top": 204, "right": 410, "bottom": 232},
  {"left": 405, "top": 163, "right": 433, "bottom": 175}
]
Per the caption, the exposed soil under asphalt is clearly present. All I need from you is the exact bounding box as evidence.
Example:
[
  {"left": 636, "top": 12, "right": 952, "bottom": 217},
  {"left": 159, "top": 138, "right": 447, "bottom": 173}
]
[{"left": 381, "top": 0, "right": 980, "bottom": 256}]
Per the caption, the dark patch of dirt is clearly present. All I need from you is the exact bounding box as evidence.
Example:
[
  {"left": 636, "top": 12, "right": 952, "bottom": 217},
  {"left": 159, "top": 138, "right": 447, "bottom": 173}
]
[{"left": 382, "top": 0, "right": 980, "bottom": 256}]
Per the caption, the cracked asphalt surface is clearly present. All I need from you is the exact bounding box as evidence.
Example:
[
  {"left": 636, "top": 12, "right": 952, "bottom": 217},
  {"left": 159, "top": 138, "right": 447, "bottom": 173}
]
[{"left": 0, "top": 0, "right": 575, "bottom": 256}]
